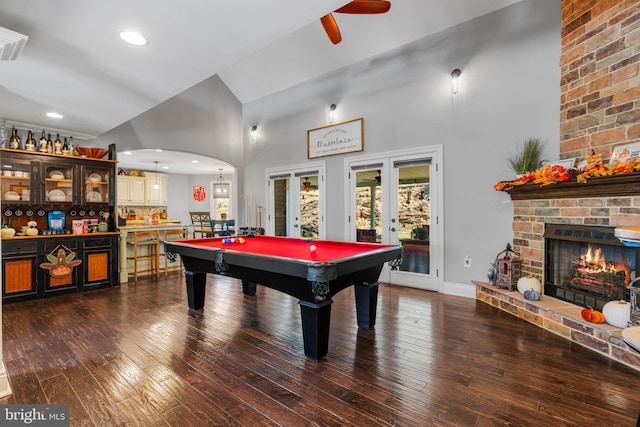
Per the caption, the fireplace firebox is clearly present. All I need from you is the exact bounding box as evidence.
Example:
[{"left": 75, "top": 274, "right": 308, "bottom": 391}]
[{"left": 544, "top": 224, "right": 638, "bottom": 310}]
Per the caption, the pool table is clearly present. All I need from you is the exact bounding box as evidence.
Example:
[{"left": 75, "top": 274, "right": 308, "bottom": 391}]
[{"left": 164, "top": 235, "right": 402, "bottom": 360}]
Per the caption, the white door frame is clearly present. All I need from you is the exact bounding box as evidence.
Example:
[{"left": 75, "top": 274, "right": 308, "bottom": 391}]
[
  {"left": 265, "top": 161, "right": 326, "bottom": 238},
  {"left": 344, "top": 145, "right": 443, "bottom": 292}
]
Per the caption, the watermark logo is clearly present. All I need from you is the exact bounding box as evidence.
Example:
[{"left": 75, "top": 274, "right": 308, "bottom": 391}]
[{"left": 0, "top": 405, "right": 69, "bottom": 426}]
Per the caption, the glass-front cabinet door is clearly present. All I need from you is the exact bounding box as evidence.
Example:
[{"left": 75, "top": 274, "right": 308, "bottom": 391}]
[
  {"left": 81, "top": 165, "right": 110, "bottom": 205},
  {"left": 1, "top": 156, "right": 33, "bottom": 204},
  {"left": 43, "top": 163, "right": 75, "bottom": 203}
]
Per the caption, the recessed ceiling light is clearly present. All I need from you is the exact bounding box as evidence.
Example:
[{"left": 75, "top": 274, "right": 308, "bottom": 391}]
[
  {"left": 46, "top": 112, "right": 63, "bottom": 119},
  {"left": 123, "top": 151, "right": 132, "bottom": 155},
  {"left": 162, "top": 166, "right": 169, "bottom": 169},
  {"left": 118, "top": 30, "right": 148, "bottom": 46},
  {"left": 192, "top": 160, "right": 199, "bottom": 164},
  {"left": 154, "top": 149, "right": 162, "bottom": 152}
]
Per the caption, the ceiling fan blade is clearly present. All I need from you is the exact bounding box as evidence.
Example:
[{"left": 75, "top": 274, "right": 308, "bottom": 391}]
[
  {"left": 334, "top": 0, "right": 391, "bottom": 14},
  {"left": 320, "top": 14, "right": 342, "bottom": 44}
]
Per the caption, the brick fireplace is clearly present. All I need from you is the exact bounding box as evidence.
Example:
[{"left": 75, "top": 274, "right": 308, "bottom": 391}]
[{"left": 479, "top": 1, "right": 640, "bottom": 372}]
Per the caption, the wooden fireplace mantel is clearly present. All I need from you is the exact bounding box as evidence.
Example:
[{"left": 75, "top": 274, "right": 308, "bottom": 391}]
[{"left": 505, "top": 172, "right": 640, "bottom": 200}]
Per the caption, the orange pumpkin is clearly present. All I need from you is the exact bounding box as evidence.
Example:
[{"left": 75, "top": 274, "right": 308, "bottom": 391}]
[{"left": 581, "top": 307, "right": 605, "bottom": 323}]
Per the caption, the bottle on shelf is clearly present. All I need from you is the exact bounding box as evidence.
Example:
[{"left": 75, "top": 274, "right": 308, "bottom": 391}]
[
  {"left": 54, "top": 136, "right": 63, "bottom": 155},
  {"left": 62, "top": 137, "right": 69, "bottom": 156},
  {"left": 40, "top": 132, "right": 49, "bottom": 152},
  {"left": 68, "top": 136, "right": 75, "bottom": 156},
  {"left": 9, "top": 127, "right": 20, "bottom": 150},
  {"left": 37, "top": 130, "right": 46, "bottom": 152},
  {"left": 25, "top": 131, "right": 36, "bottom": 151}
]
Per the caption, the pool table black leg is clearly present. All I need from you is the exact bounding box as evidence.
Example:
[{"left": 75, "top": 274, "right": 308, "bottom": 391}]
[
  {"left": 242, "top": 280, "right": 257, "bottom": 296},
  {"left": 185, "top": 271, "right": 207, "bottom": 310},
  {"left": 298, "top": 299, "right": 332, "bottom": 361},
  {"left": 355, "top": 281, "right": 379, "bottom": 329}
]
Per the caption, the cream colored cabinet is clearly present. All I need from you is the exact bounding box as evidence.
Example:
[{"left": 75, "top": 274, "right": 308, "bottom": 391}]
[
  {"left": 117, "top": 175, "right": 145, "bottom": 205},
  {"left": 145, "top": 173, "right": 168, "bottom": 205}
]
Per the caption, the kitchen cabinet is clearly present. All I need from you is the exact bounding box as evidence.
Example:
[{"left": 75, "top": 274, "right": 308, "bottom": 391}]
[
  {"left": 2, "top": 234, "right": 119, "bottom": 303},
  {"left": 117, "top": 175, "right": 145, "bottom": 205},
  {"left": 0, "top": 147, "right": 119, "bottom": 303},
  {"left": 145, "top": 173, "right": 168, "bottom": 205},
  {"left": 1, "top": 149, "right": 114, "bottom": 208},
  {"left": 2, "top": 240, "right": 38, "bottom": 301}
]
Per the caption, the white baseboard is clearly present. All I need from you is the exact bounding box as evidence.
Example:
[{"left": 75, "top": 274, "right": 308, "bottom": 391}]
[{"left": 443, "top": 281, "right": 476, "bottom": 299}]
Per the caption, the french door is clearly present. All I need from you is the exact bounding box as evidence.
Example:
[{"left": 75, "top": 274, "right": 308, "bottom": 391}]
[
  {"left": 266, "top": 163, "right": 325, "bottom": 239},
  {"left": 346, "top": 147, "right": 442, "bottom": 291}
]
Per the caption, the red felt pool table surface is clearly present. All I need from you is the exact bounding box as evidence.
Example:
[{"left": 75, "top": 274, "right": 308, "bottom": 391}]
[{"left": 174, "top": 235, "right": 392, "bottom": 263}]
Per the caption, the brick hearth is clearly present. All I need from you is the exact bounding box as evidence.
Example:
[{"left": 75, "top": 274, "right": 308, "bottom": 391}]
[
  {"left": 475, "top": 281, "right": 640, "bottom": 372},
  {"left": 481, "top": 0, "right": 640, "bottom": 373}
]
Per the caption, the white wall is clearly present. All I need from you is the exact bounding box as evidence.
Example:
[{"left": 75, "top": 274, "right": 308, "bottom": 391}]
[{"left": 242, "top": 0, "right": 561, "bottom": 291}]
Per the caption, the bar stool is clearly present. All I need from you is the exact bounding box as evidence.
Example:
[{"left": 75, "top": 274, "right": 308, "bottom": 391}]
[
  {"left": 127, "top": 230, "right": 160, "bottom": 282},
  {"left": 163, "top": 228, "right": 190, "bottom": 276}
]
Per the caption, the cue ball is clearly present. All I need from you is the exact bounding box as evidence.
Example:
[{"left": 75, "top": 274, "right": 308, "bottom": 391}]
[{"left": 310, "top": 245, "right": 317, "bottom": 252}]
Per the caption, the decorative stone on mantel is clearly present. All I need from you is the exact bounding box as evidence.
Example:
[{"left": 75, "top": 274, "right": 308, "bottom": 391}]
[{"left": 475, "top": 281, "right": 640, "bottom": 373}]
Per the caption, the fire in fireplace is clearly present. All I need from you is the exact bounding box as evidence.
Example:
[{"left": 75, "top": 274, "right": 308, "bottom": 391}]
[{"left": 544, "top": 224, "right": 637, "bottom": 310}]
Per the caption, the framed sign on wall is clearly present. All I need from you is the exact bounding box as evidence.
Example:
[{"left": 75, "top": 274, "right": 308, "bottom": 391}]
[{"left": 307, "top": 118, "right": 364, "bottom": 159}]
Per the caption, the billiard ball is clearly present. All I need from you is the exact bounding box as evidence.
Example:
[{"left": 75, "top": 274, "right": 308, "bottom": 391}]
[
  {"left": 238, "top": 237, "right": 245, "bottom": 244},
  {"left": 310, "top": 245, "right": 317, "bottom": 252}
]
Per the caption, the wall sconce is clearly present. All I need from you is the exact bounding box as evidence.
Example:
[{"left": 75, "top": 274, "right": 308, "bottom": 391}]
[
  {"left": 250, "top": 125, "right": 257, "bottom": 143},
  {"left": 451, "top": 68, "right": 461, "bottom": 95},
  {"left": 329, "top": 104, "right": 337, "bottom": 123}
]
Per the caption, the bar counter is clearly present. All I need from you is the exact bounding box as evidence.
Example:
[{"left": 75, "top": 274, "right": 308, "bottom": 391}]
[{"left": 118, "top": 221, "right": 194, "bottom": 282}]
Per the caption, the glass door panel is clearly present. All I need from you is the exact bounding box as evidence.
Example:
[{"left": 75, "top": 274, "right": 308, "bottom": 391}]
[
  {"left": 355, "top": 169, "right": 382, "bottom": 243},
  {"left": 82, "top": 165, "right": 110, "bottom": 205},
  {"left": 396, "top": 164, "right": 430, "bottom": 274},
  {"left": 1, "top": 158, "right": 32, "bottom": 204},
  {"left": 298, "top": 175, "right": 319, "bottom": 239},
  {"left": 273, "top": 178, "right": 289, "bottom": 236},
  {"left": 44, "top": 164, "right": 74, "bottom": 203}
]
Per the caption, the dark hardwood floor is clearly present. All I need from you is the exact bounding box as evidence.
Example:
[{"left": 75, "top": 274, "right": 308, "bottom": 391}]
[{"left": 2, "top": 273, "right": 640, "bottom": 426}]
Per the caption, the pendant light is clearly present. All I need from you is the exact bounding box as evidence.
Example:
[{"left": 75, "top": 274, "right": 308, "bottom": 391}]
[
  {"left": 213, "top": 168, "right": 229, "bottom": 198},
  {"left": 153, "top": 161, "right": 159, "bottom": 190}
]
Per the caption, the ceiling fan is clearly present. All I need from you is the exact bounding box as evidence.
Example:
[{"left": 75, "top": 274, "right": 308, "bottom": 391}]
[{"left": 320, "top": 0, "right": 391, "bottom": 45}]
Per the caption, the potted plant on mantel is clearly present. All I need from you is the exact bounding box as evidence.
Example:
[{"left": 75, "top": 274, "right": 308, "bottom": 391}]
[{"left": 507, "top": 137, "right": 546, "bottom": 178}]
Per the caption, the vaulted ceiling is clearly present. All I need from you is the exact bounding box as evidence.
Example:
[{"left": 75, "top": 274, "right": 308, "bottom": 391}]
[{"left": 0, "top": 0, "right": 522, "bottom": 141}]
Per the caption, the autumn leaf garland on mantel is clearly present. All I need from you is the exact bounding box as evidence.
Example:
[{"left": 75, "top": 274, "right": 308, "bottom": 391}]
[
  {"left": 494, "top": 164, "right": 570, "bottom": 191},
  {"left": 494, "top": 157, "right": 640, "bottom": 192}
]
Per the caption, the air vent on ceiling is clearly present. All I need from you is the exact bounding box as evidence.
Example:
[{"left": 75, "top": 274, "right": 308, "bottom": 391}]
[{"left": 0, "top": 26, "right": 29, "bottom": 61}]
